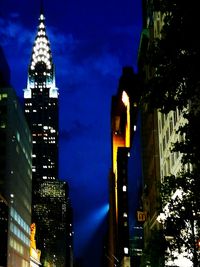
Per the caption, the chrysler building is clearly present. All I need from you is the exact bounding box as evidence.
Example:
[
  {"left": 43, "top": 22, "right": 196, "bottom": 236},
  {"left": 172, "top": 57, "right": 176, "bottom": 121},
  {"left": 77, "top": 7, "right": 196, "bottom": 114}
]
[{"left": 24, "top": 7, "right": 73, "bottom": 266}]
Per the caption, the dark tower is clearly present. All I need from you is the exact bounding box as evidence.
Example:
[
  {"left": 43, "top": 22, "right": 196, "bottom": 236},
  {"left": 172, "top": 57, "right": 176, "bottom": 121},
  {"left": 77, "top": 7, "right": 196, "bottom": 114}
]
[
  {"left": 107, "top": 67, "right": 140, "bottom": 267},
  {"left": 24, "top": 7, "right": 73, "bottom": 267},
  {"left": 24, "top": 9, "right": 58, "bottom": 184}
]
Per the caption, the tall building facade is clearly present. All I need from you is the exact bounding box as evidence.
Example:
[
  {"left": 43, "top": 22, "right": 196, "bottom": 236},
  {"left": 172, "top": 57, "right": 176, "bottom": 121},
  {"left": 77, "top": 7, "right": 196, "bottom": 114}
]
[
  {"left": 137, "top": 2, "right": 165, "bottom": 265},
  {"left": 107, "top": 67, "right": 140, "bottom": 267},
  {"left": 0, "top": 86, "right": 32, "bottom": 267},
  {"left": 138, "top": 1, "right": 193, "bottom": 266},
  {"left": 0, "top": 46, "right": 10, "bottom": 267},
  {"left": 24, "top": 9, "right": 73, "bottom": 267}
]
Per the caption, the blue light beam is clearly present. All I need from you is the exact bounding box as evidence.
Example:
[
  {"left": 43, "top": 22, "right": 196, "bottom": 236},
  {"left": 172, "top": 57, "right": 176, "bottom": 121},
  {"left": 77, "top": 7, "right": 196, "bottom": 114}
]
[{"left": 74, "top": 203, "right": 109, "bottom": 255}]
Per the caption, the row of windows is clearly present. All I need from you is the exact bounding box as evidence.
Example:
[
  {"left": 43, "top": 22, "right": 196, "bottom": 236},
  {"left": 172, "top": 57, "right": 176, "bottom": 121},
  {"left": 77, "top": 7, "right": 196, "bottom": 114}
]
[
  {"left": 25, "top": 102, "right": 32, "bottom": 106},
  {"left": 10, "top": 207, "right": 30, "bottom": 235},
  {"left": 26, "top": 106, "right": 55, "bottom": 113},
  {"left": 9, "top": 236, "right": 24, "bottom": 255},
  {"left": 32, "top": 140, "right": 56, "bottom": 144},
  {"left": 33, "top": 134, "right": 56, "bottom": 139},
  {"left": 10, "top": 222, "right": 30, "bottom": 246},
  {"left": 43, "top": 165, "right": 55, "bottom": 169},
  {"left": 42, "top": 176, "right": 56, "bottom": 180}
]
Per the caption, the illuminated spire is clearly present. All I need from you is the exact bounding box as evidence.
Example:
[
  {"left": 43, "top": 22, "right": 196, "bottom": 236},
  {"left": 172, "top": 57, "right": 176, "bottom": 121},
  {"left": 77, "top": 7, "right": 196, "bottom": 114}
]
[
  {"left": 30, "top": 10, "right": 52, "bottom": 71},
  {"left": 24, "top": 5, "right": 58, "bottom": 99}
]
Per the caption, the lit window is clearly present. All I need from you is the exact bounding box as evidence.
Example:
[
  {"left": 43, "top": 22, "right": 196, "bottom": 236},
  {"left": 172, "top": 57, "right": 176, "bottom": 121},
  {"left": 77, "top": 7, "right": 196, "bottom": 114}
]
[
  {"left": 0, "top": 123, "right": 6, "bottom": 128},
  {"left": 124, "top": 247, "right": 129, "bottom": 254},
  {"left": 16, "top": 132, "right": 20, "bottom": 142},
  {"left": 2, "top": 93, "right": 8, "bottom": 98},
  {"left": 123, "top": 185, "right": 127, "bottom": 192}
]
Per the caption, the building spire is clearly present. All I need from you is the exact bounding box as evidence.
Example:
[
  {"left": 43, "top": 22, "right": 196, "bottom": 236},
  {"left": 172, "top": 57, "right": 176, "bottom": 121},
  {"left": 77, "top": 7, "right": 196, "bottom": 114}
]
[
  {"left": 39, "top": 0, "right": 45, "bottom": 22},
  {"left": 29, "top": 2, "right": 52, "bottom": 72},
  {"left": 24, "top": 2, "right": 58, "bottom": 99},
  {"left": 40, "top": 0, "right": 44, "bottom": 16}
]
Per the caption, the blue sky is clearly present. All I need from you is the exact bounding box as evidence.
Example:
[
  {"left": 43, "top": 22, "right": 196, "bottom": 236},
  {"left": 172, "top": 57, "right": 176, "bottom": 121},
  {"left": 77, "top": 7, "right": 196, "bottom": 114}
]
[{"left": 0, "top": 1, "right": 142, "bottom": 266}]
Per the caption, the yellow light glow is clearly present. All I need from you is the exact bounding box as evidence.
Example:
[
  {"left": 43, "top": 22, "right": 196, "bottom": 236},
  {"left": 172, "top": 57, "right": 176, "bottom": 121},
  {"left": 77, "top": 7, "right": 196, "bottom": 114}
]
[
  {"left": 112, "top": 134, "right": 125, "bottom": 223},
  {"left": 30, "top": 223, "right": 41, "bottom": 263},
  {"left": 112, "top": 134, "right": 125, "bottom": 172},
  {"left": 122, "top": 91, "right": 129, "bottom": 107},
  {"left": 122, "top": 91, "right": 131, "bottom": 147}
]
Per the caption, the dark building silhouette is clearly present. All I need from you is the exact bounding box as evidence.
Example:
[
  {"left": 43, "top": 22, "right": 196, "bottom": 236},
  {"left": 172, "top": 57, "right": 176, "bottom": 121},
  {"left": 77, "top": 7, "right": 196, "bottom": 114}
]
[
  {"left": 0, "top": 86, "right": 32, "bottom": 267},
  {"left": 0, "top": 195, "right": 8, "bottom": 267},
  {"left": 127, "top": 124, "right": 144, "bottom": 267},
  {"left": 24, "top": 8, "right": 73, "bottom": 267},
  {"left": 0, "top": 46, "right": 10, "bottom": 87},
  {"left": 107, "top": 67, "right": 140, "bottom": 267}
]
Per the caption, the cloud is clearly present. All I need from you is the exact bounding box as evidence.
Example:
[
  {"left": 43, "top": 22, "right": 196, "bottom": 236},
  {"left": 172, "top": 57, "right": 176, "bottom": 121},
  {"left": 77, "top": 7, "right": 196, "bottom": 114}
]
[
  {"left": 59, "top": 120, "right": 91, "bottom": 141},
  {"left": 0, "top": 16, "right": 33, "bottom": 47},
  {"left": 54, "top": 38, "right": 121, "bottom": 99},
  {"left": 48, "top": 27, "right": 78, "bottom": 55}
]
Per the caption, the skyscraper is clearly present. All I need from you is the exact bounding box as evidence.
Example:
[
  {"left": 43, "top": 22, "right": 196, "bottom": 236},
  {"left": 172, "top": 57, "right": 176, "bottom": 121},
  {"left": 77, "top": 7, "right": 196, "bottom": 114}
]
[
  {"left": 107, "top": 67, "right": 140, "bottom": 267},
  {"left": 0, "top": 46, "right": 32, "bottom": 267},
  {"left": 0, "top": 86, "right": 32, "bottom": 267},
  {"left": 24, "top": 7, "right": 73, "bottom": 266},
  {"left": 138, "top": 1, "right": 195, "bottom": 266}
]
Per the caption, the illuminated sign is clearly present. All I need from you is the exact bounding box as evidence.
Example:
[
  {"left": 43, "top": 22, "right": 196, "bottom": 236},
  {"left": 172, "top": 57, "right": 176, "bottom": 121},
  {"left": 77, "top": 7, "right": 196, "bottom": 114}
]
[{"left": 137, "top": 211, "right": 147, "bottom": 222}]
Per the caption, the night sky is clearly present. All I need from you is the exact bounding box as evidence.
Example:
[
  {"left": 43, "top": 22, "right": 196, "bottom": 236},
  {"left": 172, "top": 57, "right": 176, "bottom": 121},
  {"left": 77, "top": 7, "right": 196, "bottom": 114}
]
[{"left": 0, "top": 0, "right": 142, "bottom": 266}]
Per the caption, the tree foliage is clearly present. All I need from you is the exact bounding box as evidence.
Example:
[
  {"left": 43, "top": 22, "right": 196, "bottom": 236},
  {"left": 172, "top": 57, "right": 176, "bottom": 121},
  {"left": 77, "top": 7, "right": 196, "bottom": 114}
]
[
  {"left": 142, "top": 0, "right": 200, "bottom": 266},
  {"left": 144, "top": 0, "right": 200, "bottom": 113}
]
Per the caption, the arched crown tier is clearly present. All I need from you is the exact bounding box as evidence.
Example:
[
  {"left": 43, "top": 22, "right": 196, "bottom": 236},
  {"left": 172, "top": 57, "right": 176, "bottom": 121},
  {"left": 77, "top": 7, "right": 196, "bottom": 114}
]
[{"left": 24, "top": 9, "right": 58, "bottom": 99}]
